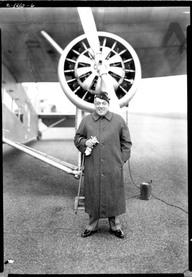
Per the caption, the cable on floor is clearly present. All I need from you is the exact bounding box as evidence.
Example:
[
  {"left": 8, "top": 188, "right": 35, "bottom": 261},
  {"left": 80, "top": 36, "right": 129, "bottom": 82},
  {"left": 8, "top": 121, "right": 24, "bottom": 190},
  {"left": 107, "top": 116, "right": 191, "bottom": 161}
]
[{"left": 127, "top": 159, "right": 188, "bottom": 214}]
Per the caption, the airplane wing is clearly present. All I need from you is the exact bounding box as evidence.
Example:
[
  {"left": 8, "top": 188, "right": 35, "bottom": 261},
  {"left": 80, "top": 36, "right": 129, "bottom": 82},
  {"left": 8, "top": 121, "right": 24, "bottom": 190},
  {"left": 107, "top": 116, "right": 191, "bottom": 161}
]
[
  {"left": 38, "top": 113, "right": 75, "bottom": 128},
  {"left": 0, "top": 6, "right": 189, "bottom": 83}
]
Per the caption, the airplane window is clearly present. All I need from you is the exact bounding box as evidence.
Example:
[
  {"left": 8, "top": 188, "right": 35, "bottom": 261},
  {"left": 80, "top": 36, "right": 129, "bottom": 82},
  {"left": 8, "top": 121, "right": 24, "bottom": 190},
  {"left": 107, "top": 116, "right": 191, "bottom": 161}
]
[
  {"left": 12, "top": 99, "right": 19, "bottom": 114},
  {"left": 2, "top": 87, "right": 12, "bottom": 111}
]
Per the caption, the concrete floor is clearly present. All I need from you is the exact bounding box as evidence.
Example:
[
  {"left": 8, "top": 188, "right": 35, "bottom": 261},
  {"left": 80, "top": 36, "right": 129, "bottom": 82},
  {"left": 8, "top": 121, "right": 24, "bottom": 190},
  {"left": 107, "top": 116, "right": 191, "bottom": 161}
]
[{"left": 2, "top": 113, "right": 190, "bottom": 275}]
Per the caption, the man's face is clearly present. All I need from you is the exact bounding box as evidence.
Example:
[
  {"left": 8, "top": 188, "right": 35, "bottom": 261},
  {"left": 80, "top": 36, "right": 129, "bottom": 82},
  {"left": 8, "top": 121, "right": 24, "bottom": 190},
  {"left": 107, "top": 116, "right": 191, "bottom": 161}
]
[{"left": 94, "top": 98, "right": 109, "bottom": 116}]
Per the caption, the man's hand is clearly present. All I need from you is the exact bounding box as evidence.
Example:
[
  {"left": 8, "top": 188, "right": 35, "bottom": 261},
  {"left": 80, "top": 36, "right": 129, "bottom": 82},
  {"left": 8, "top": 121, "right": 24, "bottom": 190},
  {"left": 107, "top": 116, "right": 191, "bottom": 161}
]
[
  {"left": 85, "top": 139, "right": 94, "bottom": 148},
  {"left": 85, "top": 136, "right": 99, "bottom": 148}
]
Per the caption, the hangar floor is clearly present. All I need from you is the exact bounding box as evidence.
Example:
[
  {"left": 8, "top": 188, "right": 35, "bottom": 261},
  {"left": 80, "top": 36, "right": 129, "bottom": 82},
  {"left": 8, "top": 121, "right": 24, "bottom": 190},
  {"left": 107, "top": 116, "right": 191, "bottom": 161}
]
[{"left": 2, "top": 113, "right": 190, "bottom": 275}]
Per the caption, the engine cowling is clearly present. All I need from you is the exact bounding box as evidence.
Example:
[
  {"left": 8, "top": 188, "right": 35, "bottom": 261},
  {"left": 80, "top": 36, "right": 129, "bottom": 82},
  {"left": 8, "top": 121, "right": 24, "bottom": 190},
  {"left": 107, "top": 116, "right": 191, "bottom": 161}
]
[{"left": 58, "top": 31, "right": 141, "bottom": 113}]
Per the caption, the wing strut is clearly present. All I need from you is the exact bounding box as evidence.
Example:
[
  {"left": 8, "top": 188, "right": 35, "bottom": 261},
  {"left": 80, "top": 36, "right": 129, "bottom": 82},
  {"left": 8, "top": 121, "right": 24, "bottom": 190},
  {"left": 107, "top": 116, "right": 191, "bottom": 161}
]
[
  {"left": 41, "top": 30, "right": 63, "bottom": 55},
  {"left": 3, "top": 137, "right": 81, "bottom": 178}
]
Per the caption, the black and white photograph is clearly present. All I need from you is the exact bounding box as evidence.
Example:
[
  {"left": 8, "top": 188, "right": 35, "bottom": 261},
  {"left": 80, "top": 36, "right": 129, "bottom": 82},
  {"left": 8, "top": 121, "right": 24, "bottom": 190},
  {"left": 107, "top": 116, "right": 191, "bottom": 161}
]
[{"left": 1, "top": 4, "right": 190, "bottom": 275}]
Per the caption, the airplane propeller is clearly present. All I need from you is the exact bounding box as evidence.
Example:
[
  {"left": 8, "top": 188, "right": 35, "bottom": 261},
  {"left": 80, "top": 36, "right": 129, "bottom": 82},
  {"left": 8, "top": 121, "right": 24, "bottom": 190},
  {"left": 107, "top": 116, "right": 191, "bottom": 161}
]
[
  {"left": 77, "top": 7, "right": 121, "bottom": 113},
  {"left": 77, "top": 7, "right": 100, "bottom": 56}
]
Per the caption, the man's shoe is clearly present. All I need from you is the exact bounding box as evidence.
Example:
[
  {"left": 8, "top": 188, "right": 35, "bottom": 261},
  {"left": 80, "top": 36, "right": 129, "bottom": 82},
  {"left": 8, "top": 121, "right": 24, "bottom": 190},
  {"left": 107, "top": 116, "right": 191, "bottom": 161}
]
[
  {"left": 110, "top": 229, "right": 125, "bottom": 238},
  {"left": 81, "top": 229, "right": 97, "bottom": 238}
]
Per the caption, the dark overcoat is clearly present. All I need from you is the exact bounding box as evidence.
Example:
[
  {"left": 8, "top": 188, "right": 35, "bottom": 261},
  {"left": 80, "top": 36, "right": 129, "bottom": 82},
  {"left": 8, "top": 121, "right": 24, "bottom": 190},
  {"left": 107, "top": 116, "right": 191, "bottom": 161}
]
[{"left": 74, "top": 111, "right": 132, "bottom": 219}]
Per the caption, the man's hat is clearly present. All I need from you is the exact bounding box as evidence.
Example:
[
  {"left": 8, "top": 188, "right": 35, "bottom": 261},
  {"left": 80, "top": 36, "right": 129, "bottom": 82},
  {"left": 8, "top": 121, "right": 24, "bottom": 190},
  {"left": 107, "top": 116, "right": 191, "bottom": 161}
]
[{"left": 94, "top": 92, "right": 110, "bottom": 103}]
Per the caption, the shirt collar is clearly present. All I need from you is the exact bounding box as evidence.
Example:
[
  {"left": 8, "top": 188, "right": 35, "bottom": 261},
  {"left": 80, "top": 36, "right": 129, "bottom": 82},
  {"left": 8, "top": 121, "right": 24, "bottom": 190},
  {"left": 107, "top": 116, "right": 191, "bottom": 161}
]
[{"left": 92, "top": 111, "right": 113, "bottom": 121}]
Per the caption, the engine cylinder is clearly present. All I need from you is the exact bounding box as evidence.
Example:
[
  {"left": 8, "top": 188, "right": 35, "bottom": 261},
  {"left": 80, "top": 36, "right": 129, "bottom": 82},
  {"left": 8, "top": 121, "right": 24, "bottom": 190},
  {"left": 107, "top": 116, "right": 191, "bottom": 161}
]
[{"left": 58, "top": 32, "right": 141, "bottom": 112}]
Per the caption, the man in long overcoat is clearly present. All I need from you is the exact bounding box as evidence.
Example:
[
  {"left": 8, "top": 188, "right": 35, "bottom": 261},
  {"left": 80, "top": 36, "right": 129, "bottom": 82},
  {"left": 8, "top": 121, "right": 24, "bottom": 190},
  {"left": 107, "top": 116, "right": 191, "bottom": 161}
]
[{"left": 74, "top": 92, "right": 132, "bottom": 238}]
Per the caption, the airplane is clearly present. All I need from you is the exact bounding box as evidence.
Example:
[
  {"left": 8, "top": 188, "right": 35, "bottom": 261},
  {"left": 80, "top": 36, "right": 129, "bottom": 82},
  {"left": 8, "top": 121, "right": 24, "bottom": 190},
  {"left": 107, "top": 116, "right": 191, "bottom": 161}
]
[{"left": 2, "top": 6, "right": 189, "bottom": 179}]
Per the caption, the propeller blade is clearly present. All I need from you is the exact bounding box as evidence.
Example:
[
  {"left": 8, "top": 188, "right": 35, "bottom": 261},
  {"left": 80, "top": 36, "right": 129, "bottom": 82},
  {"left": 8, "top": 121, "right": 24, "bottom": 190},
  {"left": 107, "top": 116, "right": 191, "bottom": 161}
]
[
  {"left": 77, "top": 7, "right": 100, "bottom": 55},
  {"left": 78, "top": 7, "right": 120, "bottom": 114}
]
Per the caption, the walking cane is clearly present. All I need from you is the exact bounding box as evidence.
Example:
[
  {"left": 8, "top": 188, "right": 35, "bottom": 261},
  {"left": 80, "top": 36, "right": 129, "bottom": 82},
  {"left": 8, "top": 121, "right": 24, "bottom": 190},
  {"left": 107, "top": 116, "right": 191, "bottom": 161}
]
[{"left": 75, "top": 154, "right": 85, "bottom": 214}]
